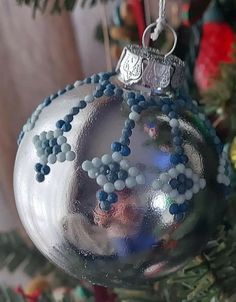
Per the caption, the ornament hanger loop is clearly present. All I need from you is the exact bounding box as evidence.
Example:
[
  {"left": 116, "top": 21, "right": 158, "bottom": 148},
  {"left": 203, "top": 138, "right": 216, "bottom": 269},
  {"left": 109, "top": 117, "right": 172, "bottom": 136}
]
[{"left": 142, "top": 0, "right": 178, "bottom": 57}]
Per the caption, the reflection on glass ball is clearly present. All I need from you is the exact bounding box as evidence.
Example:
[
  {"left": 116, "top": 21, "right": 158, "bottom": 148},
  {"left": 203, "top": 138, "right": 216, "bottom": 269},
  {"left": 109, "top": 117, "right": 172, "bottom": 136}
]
[{"left": 14, "top": 71, "right": 230, "bottom": 289}]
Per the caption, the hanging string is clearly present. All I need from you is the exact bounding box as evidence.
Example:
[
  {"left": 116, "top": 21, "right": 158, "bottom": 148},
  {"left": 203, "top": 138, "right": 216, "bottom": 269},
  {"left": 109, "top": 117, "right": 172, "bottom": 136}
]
[{"left": 150, "top": 0, "right": 166, "bottom": 42}]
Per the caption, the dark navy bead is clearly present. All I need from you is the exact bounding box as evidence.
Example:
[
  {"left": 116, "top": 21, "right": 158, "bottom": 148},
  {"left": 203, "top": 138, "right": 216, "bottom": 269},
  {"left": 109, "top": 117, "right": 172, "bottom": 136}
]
[
  {"left": 50, "top": 93, "right": 58, "bottom": 101},
  {"left": 173, "top": 136, "right": 183, "bottom": 146},
  {"left": 125, "top": 119, "right": 135, "bottom": 129},
  {"left": 177, "top": 184, "right": 186, "bottom": 194},
  {"left": 161, "top": 104, "right": 171, "bottom": 114},
  {"left": 36, "top": 173, "right": 45, "bottom": 183},
  {"left": 53, "top": 145, "right": 61, "bottom": 154},
  {"left": 111, "top": 142, "right": 122, "bottom": 152},
  {"left": 49, "top": 138, "right": 57, "bottom": 147},
  {"left": 168, "top": 111, "right": 178, "bottom": 119},
  {"left": 180, "top": 154, "right": 189, "bottom": 164},
  {"left": 58, "top": 88, "right": 66, "bottom": 95},
  {"left": 136, "top": 95, "right": 145, "bottom": 103},
  {"left": 186, "top": 179, "right": 194, "bottom": 190},
  {"left": 35, "top": 163, "right": 42, "bottom": 173},
  {"left": 66, "top": 84, "right": 74, "bottom": 91},
  {"left": 127, "top": 98, "right": 137, "bottom": 107},
  {"left": 64, "top": 114, "right": 73, "bottom": 123},
  {"left": 100, "top": 201, "right": 111, "bottom": 211},
  {"left": 104, "top": 89, "right": 114, "bottom": 96},
  {"left": 179, "top": 202, "right": 189, "bottom": 213},
  {"left": 70, "top": 107, "right": 80, "bottom": 115},
  {"left": 174, "top": 213, "right": 185, "bottom": 222},
  {"left": 100, "top": 165, "right": 110, "bottom": 175},
  {"left": 132, "top": 105, "right": 142, "bottom": 114},
  {"left": 170, "top": 154, "right": 180, "bottom": 165},
  {"left": 122, "top": 128, "right": 132, "bottom": 138},
  {"left": 119, "top": 137, "right": 130, "bottom": 146},
  {"left": 128, "top": 92, "right": 135, "bottom": 99},
  {"left": 106, "top": 84, "right": 115, "bottom": 90},
  {"left": 175, "top": 146, "right": 184, "bottom": 155},
  {"left": 41, "top": 165, "right": 50, "bottom": 175},
  {"left": 139, "top": 101, "right": 148, "bottom": 109},
  {"left": 45, "top": 147, "right": 52, "bottom": 156},
  {"left": 177, "top": 99, "right": 185, "bottom": 107},
  {"left": 114, "top": 88, "right": 123, "bottom": 96},
  {"left": 171, "top": 103, "right": 180, "bottom": 112},
  {"left": 169, "top": 203, "right": 179, "bottom": 215},
  {"left": 170, "top": 178, "right": 178, "bottom": 189},
  {"left": 85, "top": 77, "right": 91, "bottom": 84},
  {"left": 109, "top": 162, "right": 120, "bottom": 172},
  {"left": 56, "top": 120, "right": 65, "bottom": 129},
  {"left": 42, "top": 140, "right": 49, "bottom": 148},
  {"left": 44, "top": 97, "right": 51, "bottom": 106},
  {"left": 107, "top": 192, "right": 118, "bottom": 203},
  {"left": 96, "top": 190, "right": 108, "bottom": 202},
  {"left": 107, "top": 172, "right": 118, "bottom": 182},
  {"left": 118, "top": 170, "right": 128, "bottom": 180},
  {"left": 120, "top": 145, "right": 131, "bottom": 156},
  {"left": 177, "top": 173, "right": 186, "bottom": 184},
  {"left": 101, "top": 73, "right": 110, "bottom": 80},
  {"left": 78, "top": 100, "right": 87, "bottom": 109},
  {"left": 216, "top": 144, "right": 223, "bottom": 154},
  {"left": 94, "top": 90, "right": 103, "bottom": 98},
  {"left": 62, "top": 122, "right": 72, "bottom": 132}
]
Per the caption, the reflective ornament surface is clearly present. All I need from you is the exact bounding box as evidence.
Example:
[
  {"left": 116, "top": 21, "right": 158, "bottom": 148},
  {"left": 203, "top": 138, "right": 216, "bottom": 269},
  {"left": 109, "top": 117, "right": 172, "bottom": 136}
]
[{"left": 14, "top": 45, "right": 230, "bottom": 289}]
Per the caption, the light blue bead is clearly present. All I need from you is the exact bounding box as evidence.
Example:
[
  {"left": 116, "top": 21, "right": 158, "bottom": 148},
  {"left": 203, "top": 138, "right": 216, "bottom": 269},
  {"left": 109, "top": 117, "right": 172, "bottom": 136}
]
[
  {"left": 82, "top": 160, "right": 93, "bottom": 171},
  {"left": 104, "top": 182, "right": 115, "bottom": 193},
  {"left": 101, "top": 154, "right": 112, "bottom": 165},
  {"left": 125, "top": 177, "right": 136, "bottom": 188},
  {"left": 114, "top": 180, "right": 125, "bottom": 191},
  {"left": 33, "top": 135, "right": 40, "bottom": 144},
  {"left": 40, "top": 155, "right": 48, "bottom": 165},
  {"left": 85, "top": 94, "right": 94, "bottom": 103},
  {"left": 57, "top": 152, "right": 66, "bottom": 162},
  {"left": 61, "top": 143, "right": 71, "bottom": 152},
  {"left": 48, "top": 154, "right": 57, "bottom": 164},
  {"left": 57, "top": 136, "right": 67, "bottom": 145},
  {"left": 66, "top": 151, "right": 76, "bottom": 161},
  {"left": 39, "top": 131, "right": 47, "bottom": 140},
  {"left": 54, "top": 129, "right": 63, "bottom": 138},
  {"left": 46, "top": 131, "right": 54, "bottom": 140}
]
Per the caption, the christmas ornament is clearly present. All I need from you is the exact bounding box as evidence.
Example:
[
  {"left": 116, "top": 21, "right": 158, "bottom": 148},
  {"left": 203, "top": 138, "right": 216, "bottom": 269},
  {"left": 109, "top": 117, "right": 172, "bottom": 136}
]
[{"left": 14, "top": 0, "right": 230, "bottom": 289}]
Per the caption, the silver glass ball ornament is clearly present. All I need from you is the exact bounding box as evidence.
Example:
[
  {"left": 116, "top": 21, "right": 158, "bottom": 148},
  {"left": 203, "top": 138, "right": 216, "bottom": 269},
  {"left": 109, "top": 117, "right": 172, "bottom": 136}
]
[{"left": 14, "top": 45, "right": 230, "bottom": 289}]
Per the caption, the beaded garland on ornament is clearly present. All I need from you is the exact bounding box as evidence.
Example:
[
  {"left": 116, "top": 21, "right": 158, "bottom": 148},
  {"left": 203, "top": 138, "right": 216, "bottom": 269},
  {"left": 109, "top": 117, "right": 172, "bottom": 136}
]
[{"left": 18, "top": 71, "right": 230, "bottom": 217}]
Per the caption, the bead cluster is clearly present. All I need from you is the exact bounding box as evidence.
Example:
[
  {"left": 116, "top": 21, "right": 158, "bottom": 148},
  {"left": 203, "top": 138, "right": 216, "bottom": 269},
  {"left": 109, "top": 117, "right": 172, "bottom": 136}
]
[
  {"left": 217, "top": 151, "right": 230, "bottom": 186},
  {"left": 33, "top": 130, "right": 75, "bottom": 182},
  {"left": 82, "top": 156, "right": 145, "bottom": 211}
]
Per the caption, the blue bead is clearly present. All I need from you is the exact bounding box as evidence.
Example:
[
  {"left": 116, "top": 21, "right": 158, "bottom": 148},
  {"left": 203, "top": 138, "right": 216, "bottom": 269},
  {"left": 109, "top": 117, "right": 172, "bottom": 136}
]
[
  {"left": 70, "top": 107, "right": 80, "bottom": 115},
  {"left": 173, "top": 136, "right": 183, "bottom": 146},
  {"left": 127, "top": 98, "right": 137, "bottom": 107},
  {"left": 170, "top": 178, "right": 178, "bottom": 189},
  {"left": 114, "top": 88, "right": 123, "bottom": 96},
  {"left": 35, "top": 163, "right": 42, "bottom": 173},
  {"left": 125, "top": 119, "right": 135, "bottom": 129},
  {"left": 58, "top": 88, "right": 66, "bottom": 95},
  {"left": 122, "top": 128, "right": 132, "bottom": 137},
  {"left": 53, "top": 145, "right": 61, "bottom": 154},
  {"left": 44, "top": 97, "right": 51, "bottom": 106},
  {"left": 216, "top": 144, "right": 223, "bottom": 154},
  {"left": 100, "top": 201, "right": 111, "bottom": 211},
  {"left": 118, "top": 170, "right": 128, "bottom": 180},
  {"left": 169, "top": 203, "right": 179, "bottom": 215},
  {"left": 120, "top": 145, "right": 131, "bottom": 156},
  {"left": 85, "top": 77, "right": 91, "bottom": 84},
  {"left": 161, "top": 104, "right": 171, "bottom": 114},
  {"left": 171, "top": 103, "right": 180, "bottom": 112},
  {"left": 136, "top": 95, "right": 145, "bottom": 103},
  {"left": 41, "top": 165, "right": 50, "bottom": 175},
  {"left": 94, "top": 90, "right": 103, "bottom": 98},
  {"left": 66, "top": 84, "right": 74, "bottom": 91},
  {"left": 97, "top": 84, "right": 106, "bottom": 91},
  {"left": 177, "top": 99, "right": 185, "bottom": 107},
  {"left": 139, "top": 101, "right": 148, "bottom": 109},
  {"left": 42, "top": 140, "right": 49, "bottom": 148},
  {"left": 78, "top": 100, "right": 87, "bottom": 109},
  {"left": 91, "top": 74, "right": 100, "bottom": 83},
  {"left": 186, "top": 179, "right": 194, "bottom": 189},
  {"left": 177, "top": 184, "right": 186, "bottom": 194},
  {"left": 106, "top": 84, "right": 115, "bottom": 90},
  {"left": 100, "top": 80, "right": 110, "bottom": 86},
  {"left": 132, "top": 105, "right": 142, "bottom": 114},
  {"left": 45, "top": 147, "right": 52, "bottom": 156},
  {"left": 169, "top": 111, "right": 178, "bottom": 119},
  {"left": 119, "top": 137, "right": 130, "bottom": 146},
  {"left": 174, "top": 213, "right": 185, "bottom": 222},
  {"left": 100, "top": 165, "right": 110, "bottom": 175},
  {"left": 107, "top": 171, "right": 118, "bottom": 182},
  {"left": 56, "top": 120, "right": 65, "bottom": 129},
  {"left": 179, "top": 202, "right": 189, "bottom": 213},
  {"left": 64, "top": 114, "right": 73, "bottom": 123},
  {"left": 170, "top": 154, "right": 180, "bottom": 165},
  {"left": 171, "top": 127, "right": 180, "bottom": 136},
  {"left": 50, "top": 93, "right": 58, "bottom": 101},
  {"left": 104, "top": 89, "right": 114, "bottom": 96},
  {"left": 62, "top": 122, "right": 72, "bottom": 132},
  {"left": 109, "top": 162, "right": 120, "bottom": 172},
  {"left": 180, "top": 154, "right": 189, "bottom": 164},
  {"left": 101, "top": 73, "right": 110, "bottom": 80},
  {"left": 128, "top": 92, "right": 135, "bottom": 99},
  {"left": 36, "top": 173, "right": 45, "bottom": 183},
  {"left": 107, "top": 192, "right": 118, "bottom": 203},
  {"left": 96, "top": 190, "right": 108, "bottom": 202},
  {"left": 111, "top": 142, "right": 122, "bottom": 152},
  {"left": 177, "top": 173, "right": 186, "bottom": 183},
  {"left": 175, "top": 146, "right": 184, "bottom": 155}
]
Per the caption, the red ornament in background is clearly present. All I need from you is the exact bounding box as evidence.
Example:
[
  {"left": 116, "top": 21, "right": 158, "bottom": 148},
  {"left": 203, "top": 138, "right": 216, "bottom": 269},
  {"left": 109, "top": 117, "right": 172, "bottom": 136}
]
[{"left": 194, "top": 4, "right": 235, "bottom": 92}]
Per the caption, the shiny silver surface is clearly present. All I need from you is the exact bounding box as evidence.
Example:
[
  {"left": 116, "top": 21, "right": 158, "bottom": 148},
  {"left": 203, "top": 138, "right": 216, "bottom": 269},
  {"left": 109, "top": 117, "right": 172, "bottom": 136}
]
[{"left": 14, "top": 81, "right": 225, "bottom": 289}]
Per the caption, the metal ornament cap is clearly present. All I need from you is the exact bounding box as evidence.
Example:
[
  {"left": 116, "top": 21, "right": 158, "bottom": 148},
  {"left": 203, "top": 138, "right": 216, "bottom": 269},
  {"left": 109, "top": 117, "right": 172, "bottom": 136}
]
[{"left": 116, "top": 45, "right": 185, "bottom": 91}]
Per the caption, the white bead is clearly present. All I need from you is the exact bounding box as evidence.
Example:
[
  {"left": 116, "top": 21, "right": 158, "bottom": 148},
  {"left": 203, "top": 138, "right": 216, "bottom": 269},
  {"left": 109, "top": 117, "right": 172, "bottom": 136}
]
[
  {"left": 125, "top": 177, "right": 136, "bottom": 188},
  {"left": 218, "top": 166, "right": 225, "bottom": 174},
  {"left": 92, "top": 157, "right": 102, "bottom": 168},
  {"left": 85, "top": 94, "right": 94, "bottom": 103},
  {"left": 46, "top": 131, "right": 54, "bottom": 139},
  {"left": 168, "top": 168, "right": 177, "bottom": 178},
  {"left": 185, "top": 168, "right": 193, "bottom": 178},
  {"left": 176, "top": 164, "right": 185, "bottom": 173},
  {"left": 114, "top": 180, "right": 126, "bottom": 191},
  {"left": 169, "top": 189, "right": 178, "bottom": 199},
  {"left": 82, "top": 160, "right": 93, "bottom": 171},
  {"left": 104, "top": 183, "right": 115, "bottom": 193},
  {"left": 88, "top": 168, "right": 98, "bottom": 179},
  {"left": 162, "top": 184, "right": 172, "bottom": 193},
  {"left": 169, "top": 119, "right": 179, "bottom": 128},
  {"left": 160, "top": 173, "right": 169, "bottom": 183},
  {"left": 112, "top": 152, "right": 122, "bottom": 162},
  {"left": 152, "top": 180, "right": 162, "bottom": 190},
  {"left": 120, "top": 159, "right": 130, "bottom": 170},
  {"left": 101, "top": 154, "right": 112, "bottom": 165},
  {"left": 217, "top": 174, "right": 223, "bottom": 183},
  {"left": 48, "top": 154, "right": 57, "bottom": 164},
  {"left": 96, "top": 175, "right": 107, "bottom": 186},
  {"left": 193, "top": 184, "right": 200, "bottom": 194},
  {"left": 128, "top": 167, "right": 139, "bottom": 177},
  {"left": 57, "top": 152, "right": 66, "bottom": 162},
  {"left": 129, "top": 112, "right": 140, "bottom": 122},
  {"left": 199, "top": 178, "right": 206, "bottom": 189},
  {"left": 185, "top": 190, "right": 193, "bottom": 200},
  {"left": 136, "top": 174, "right": 145, "bottom": 185},
  {"left": 61, "top": 143, "right": 71, "bottom": 153},
  {"left": 66, "top": 151, "right": 76, "bottom": 161}
]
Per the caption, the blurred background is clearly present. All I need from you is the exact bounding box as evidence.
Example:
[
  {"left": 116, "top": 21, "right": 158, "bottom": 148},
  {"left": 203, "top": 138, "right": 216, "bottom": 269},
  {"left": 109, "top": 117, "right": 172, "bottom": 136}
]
[{"left": 1, "top": 0, "right": 236, "bottom": 301}]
